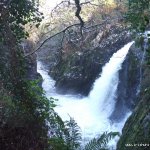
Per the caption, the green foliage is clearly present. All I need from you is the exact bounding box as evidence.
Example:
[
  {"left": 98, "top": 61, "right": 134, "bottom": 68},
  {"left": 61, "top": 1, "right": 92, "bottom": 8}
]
[
  {"left": 125, "top": 0, "right": 150, "bottom": 65},
  {"left": 125, "top": 0, "right": 150, "bottom": 32},
  {"left": 84, "top": 132, "right": 120, "bottom": 150},
  {"left": 0, "top": 0, "right": 43, "bottom": 42},
  {"left": 48, "top": 137, "right": 69, "bottom": 150},
  {"left": 0, "top": 86, "right": 15, "bottom": 127},
  {"left": 64, "top": 117, "right": 82, "bottom": 150},
  {"left": 47, "top": 117, "right": 82, "bottom": 150},
  {"left": 0, "top": 76, "right": 67, "bottom": 149}
]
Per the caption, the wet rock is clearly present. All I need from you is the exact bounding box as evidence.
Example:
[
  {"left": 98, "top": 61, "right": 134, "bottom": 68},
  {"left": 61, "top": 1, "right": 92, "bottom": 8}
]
[
  {"left": 49, "top": 24, "right": 132, "bottom": 95},
  {"left": 117, "top": 62, "right": 150, "bottom": 150},
  {"left": 110, "top": 43, "right": 142, "bottom": 121},
  {"left": 22, "top": 39, "right": 41, "bottom": 80}
]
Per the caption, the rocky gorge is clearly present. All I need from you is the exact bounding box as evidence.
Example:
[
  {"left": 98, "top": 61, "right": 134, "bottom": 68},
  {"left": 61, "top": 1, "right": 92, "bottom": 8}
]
[
  {"left": 1, "top": 0, "right": 150, "bottom": 149},
  {"left": 38, "top": 22, "right": 142, "bottom": 120},
  {"left": 1, "top": 22, "right": 149, "bottom": 149},
  {"left": 36, "top": 19, "right": 150, "bottom": 149},
  {"left": 49, "top": 24, "right": 133, "bottom": 96}
]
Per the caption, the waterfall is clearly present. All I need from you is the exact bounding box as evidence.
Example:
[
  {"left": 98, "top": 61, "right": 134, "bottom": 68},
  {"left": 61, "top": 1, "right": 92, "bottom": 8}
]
[
  {"left": 37, "top": 62, "right": 56, "bottom": 96},
  {"left": 37, "top": 41, "right": 134, "bottom": 147},
  {"left": 88, "top": 42, "right": 134, "bottom": 115}
]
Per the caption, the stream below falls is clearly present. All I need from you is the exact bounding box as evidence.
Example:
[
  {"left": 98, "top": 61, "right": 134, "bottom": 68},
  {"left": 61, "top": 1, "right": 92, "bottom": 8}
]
[{"left": 37, "top": 41, "right": 134, "bottom": 148}]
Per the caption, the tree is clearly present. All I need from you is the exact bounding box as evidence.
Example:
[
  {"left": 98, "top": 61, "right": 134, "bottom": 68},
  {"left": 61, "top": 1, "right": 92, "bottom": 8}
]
[
  {"left": 0, "top": 0, "right": 43, "bottom": 42},
  {"left": 125, "top": 0, "right": 150, "bottom": 64},
  {"left": 0, "top": 0, "right": 43, "bottom": 88},
  {"left": 126, "top": 0, "right": 150, "bottom": 32},
  {"left": 0, "top": 1, "right": 63, "bottom": 149}
]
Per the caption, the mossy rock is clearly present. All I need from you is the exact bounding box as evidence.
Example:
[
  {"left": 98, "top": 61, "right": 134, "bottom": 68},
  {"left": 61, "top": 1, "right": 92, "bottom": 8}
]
[{"left": 117, "top": 67, "right": 150, "bottom": 150}]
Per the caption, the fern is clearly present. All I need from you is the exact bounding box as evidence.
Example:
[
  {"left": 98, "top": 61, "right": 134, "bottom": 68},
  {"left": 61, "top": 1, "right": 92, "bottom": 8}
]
[
  {"left": 64, "top": 117, "right": 82, "bottom": 150},
  {"left": 48, "top": 137, "right": 68, "bottom": 150},
  {"left": 48, "top": 117, "right": 82, "bottom": 150},
  {"left": 83, "top": 132, "right": 120, "bottom": 150}
]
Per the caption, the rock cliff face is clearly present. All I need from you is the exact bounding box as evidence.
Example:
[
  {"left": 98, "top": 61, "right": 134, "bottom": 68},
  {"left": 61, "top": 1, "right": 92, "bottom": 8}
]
[
  {"left": 117, "top": 65, "right": 150, "bottom": 150},
  {"left": 39, "top": 23, "right": 143, "bottom": 122},
  {"left": 23, "top": 40, "right": 41, "bottom": 80},
  {"left": 37, "top": 22, "right": 146, "bottom": 125},
  {"left": 49, "top": 24, "right": 132, "bottom": 95},
  {"left": 37, "top": 20, "right": 150, "bottom": 145},
  {"left": 110, "top": 43, "right": 142, "bottom": 121}
]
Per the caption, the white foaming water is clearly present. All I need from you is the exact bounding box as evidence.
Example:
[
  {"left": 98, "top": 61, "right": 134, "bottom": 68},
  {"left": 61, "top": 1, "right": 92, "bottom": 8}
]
[{"left": 37, "top": 42, "right": 134, "bottom": 147}]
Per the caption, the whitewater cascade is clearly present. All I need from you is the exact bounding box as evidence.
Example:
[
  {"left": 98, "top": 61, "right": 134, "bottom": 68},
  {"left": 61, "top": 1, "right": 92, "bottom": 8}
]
[{"left": 37, "top": 41, "right": 134, "bottom": 146}]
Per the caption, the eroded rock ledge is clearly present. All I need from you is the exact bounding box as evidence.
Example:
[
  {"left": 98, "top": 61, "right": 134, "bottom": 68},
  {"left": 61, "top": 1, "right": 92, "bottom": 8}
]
[{"left": 49, "top": 24, "right": 132, "bottom": 95}]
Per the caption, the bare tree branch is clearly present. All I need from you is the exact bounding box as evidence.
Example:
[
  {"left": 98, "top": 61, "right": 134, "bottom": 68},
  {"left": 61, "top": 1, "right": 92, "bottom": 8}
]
[
  {"left": 50, "top": 0, "right": 99, "bottom": 18},
  {"left": 60, "top": 29, "right": 66, "bottom": 48},
  {"left": 84, "top": 19, "right": 108, "bottom": 30},
  {"left": 51, "top": 0, "right": 74, "bottom": 17},
  {"left": 24, "top": 23, "right": 80, "bottom": 57},
  {"left": 24, "top": 16, "right": 121, "bottom": 58},
  {"left": 40, "top": 27, "right": 57, "bottom": 38},
  {"left": 74, "top": 0, "right": 84, "bottom": 27},
  {"left": 80, "top": 1, "right": 99, "bottom": 6}
]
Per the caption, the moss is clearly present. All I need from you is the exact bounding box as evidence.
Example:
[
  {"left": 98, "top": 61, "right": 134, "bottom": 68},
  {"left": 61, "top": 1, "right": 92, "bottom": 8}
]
[
  {"left": 127, "top": 51, "right": 140, "bottom": 87},
  {"left": 117, "top": 67, "right": 150, "bottom": 150}
]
